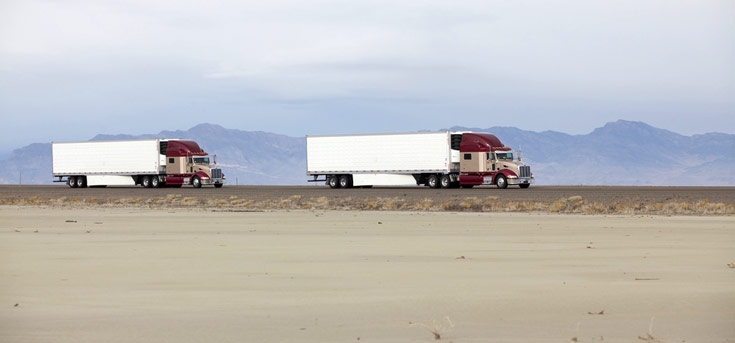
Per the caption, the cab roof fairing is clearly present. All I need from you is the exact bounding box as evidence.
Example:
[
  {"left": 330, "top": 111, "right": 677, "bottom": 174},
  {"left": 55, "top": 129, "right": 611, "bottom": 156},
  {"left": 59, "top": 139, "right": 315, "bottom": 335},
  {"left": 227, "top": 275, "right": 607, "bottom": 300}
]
[
  {"left": 459, "top": 133, "right": 511, "bottom": 152},
  {"left": 165, "top": 140, "right": 208, "bottom": 157}
]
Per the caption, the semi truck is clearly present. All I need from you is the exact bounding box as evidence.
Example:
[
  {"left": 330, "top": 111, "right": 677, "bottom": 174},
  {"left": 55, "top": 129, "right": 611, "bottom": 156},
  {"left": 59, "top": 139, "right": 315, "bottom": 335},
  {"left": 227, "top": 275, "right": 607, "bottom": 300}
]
[
  {"left": 306, "top": 131, "right": 533, "bottom": 189},
  {"left": 52, "top": 139, "right": 225, "bottom": 188}
]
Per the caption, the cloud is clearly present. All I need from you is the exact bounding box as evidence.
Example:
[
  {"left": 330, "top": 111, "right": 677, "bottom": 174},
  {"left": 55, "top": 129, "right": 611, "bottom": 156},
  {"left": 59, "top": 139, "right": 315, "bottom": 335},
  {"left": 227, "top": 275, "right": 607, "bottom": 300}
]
[{"left": 0, "top": 0, "right": 733, "bottom": 148}]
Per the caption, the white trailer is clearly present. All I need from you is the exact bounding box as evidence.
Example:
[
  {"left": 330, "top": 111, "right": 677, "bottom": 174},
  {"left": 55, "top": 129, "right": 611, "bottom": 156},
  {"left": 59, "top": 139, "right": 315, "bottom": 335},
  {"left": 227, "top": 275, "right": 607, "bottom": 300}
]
[
  {"left": 52, "top": 139, "right": 225, "bottom": 188},
  {"left": 306, "top": 132, "right": 462, "bottom": 187}
]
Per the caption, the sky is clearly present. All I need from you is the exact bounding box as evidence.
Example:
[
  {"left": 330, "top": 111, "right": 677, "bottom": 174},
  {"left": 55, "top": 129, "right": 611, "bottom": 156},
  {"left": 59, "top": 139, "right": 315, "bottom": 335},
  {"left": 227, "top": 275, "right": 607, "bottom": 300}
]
[{"left": 1, "top": 0, "right": 733, "bottom": 153}]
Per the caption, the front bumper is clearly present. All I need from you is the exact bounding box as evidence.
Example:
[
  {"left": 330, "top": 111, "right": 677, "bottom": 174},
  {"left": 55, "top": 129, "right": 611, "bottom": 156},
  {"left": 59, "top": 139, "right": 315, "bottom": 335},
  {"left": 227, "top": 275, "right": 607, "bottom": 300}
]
[
  {"left": 508, "top": 177, "right": 534, "bottom": 185},
  {"left": 201, "top": 177, "right": 226, "bottom": 185}
]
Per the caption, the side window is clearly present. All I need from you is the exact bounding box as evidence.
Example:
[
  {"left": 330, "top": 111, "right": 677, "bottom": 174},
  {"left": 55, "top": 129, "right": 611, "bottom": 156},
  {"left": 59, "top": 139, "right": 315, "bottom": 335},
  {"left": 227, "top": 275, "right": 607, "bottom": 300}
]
[
  {"left": 488, "top": 153, "right": 494, "bottom": 160},
  {"left": 168, "top": 158, "right": 174, "bottom": 163},
  {"left": 463, "top": 153, "right": 472, "bottom": 160}
]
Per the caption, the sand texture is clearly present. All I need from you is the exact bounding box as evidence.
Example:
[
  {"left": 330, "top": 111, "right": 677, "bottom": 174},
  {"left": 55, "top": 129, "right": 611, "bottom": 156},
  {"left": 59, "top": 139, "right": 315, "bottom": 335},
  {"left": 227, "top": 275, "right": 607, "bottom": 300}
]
[{"left": 1, "top": 207, "right": 734, "bottom": 342}]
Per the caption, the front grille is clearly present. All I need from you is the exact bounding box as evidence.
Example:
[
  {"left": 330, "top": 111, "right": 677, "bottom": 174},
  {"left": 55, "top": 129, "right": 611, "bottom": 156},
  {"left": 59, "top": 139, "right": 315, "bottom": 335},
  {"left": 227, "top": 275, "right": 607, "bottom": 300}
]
[
  {"left": 519, "top": 165, "right": 531, "bottom": 178},
  {"left": 211, "top": 168, "right": 222, "bottom": 179}
]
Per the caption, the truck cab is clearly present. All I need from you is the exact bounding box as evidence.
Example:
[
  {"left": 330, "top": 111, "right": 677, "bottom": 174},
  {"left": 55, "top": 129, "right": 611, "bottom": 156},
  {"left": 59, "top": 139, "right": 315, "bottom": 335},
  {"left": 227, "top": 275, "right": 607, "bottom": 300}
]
[{"left": 457, "top": 133, "right": 533, "bottom": 188}]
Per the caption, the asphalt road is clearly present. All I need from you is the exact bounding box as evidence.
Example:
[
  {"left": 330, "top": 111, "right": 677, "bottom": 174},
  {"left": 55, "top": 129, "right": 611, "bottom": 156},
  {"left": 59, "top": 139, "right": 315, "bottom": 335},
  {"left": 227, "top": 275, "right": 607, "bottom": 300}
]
[{"left": 2, "top": 185, "right": 734, "bottom": 205}]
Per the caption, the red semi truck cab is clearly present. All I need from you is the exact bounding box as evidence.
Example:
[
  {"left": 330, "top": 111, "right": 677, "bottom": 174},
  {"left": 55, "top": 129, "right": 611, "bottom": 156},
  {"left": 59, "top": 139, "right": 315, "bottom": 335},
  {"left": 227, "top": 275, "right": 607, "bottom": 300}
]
[{"left": 456, "top": 133, "right": 534, "bottom": 189}]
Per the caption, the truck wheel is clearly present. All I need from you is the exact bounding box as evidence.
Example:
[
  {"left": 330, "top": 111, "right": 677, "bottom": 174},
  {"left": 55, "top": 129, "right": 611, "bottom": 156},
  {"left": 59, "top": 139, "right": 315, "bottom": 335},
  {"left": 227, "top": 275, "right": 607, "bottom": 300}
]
[
  {"left": 519, "top": 184, "right": 530, "bottom": 189},
  {"left": 328, "top": 176, "right": 340, "bottom": 189},
  {"left": 339, "top": 175, "right": 352, "bottom": 188},
  {"left": 440, "top": 174, "right": 451, "bottom": 189},
  {"left": 142, "top": 176, "right": 152, "bottom": 188},
  {"left": 495, "top": 175, "right": 508, "bottom": 189},
  {"left": 192, "top": 176, "right": 202, "bottom": 188},
  {"left": 76, "top": 176, "right": 86, "bottom": 188},
  {"left": 461, "top": 185, "right": 474, "bottom": 189},
  {"left": 427, "top": 174, "right": 440, "bottom": 189},
  {"left": 68, "top": 176, "right": 77, "bottom": 188},
  {"left": 214, "top": 183, "right": 223, "bottom": 188},
  {"left": 151, "top": 176, "right": 160, "bottom": 188}
]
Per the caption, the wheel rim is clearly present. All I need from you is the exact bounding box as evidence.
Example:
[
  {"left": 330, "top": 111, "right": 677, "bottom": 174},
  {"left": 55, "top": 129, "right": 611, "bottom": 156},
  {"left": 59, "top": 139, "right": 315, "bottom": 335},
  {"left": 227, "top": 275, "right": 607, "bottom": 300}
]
[
  {"left": 429, "top": 178, "right": 437, "bottom": 187},
  {"left": 329, "top": 178, "right": 337, "bottom": 187},
  {"left": 152, "top": 177, "right": 159, "bottom": 187},
  {"left": 498, "top": 177, "right": 506, "bottom": 187},
  {"left": 441, "top": 177, "right": 449, "bottom": 187},
  {"left": 77, "top": 178, "right": 84, "bottom": 187}
]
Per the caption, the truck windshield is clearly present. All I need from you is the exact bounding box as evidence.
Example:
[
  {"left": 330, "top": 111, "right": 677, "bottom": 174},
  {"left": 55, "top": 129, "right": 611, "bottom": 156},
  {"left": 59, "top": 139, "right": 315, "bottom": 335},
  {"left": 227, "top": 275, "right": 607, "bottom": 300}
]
[
  {"left": 496, "top": 152, "right": 513, "bottom": 160},
  {"left": 193, "top": 157, "right": 210, "bottom": 164}
]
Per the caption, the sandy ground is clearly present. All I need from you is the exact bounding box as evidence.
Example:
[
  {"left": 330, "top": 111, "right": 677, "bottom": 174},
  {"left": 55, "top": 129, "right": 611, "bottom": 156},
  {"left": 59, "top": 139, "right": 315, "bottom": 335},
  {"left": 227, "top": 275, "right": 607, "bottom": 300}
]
[{"left": 1, "top": 207, "right": 733, "bottom": 342}]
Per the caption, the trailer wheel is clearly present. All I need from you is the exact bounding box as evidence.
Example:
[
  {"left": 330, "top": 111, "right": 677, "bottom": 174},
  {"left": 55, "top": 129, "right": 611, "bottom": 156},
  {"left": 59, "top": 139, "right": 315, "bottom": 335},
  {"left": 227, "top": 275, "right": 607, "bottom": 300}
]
[
  {"left": 328, "top": 175, "right": 340, "bottom": 189},
  {"left": 192, "top": 176, "right": 202, "bottom": 188},
  {"left": 151, "top": 176, "right": 160, "bottom": 188},
  {"left": 495, "top": 175, "right": 508, "bottom": 189},
  {"left": 519, "top": 184, "right": 530, "bottom": 189},
  {"left": 142, "top": 176, "right": 152, "bottom": 188},
  {"left": 440, "top": 174, "right": 451, "bottom": 189},
  {"left": 76, "top": 176, "right": 86, "bottom": 188},
  {"left": 68, "top": 176, "right": 77, "bottom": 188},
  {"left": 339, "top": 175, "right": 352, "bottom": 188},
  {"left": 427, "top": 174, "right": 440, "bottom": 189}
]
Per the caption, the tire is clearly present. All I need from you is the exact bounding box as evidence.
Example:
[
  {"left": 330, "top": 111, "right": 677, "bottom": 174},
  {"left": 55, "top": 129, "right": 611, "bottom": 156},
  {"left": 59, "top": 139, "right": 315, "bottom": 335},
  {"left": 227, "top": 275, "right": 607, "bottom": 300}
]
[
  {"left": 151, "top": 176, "right": 160, "bottom": 188},
  {"left": 142, "top": 176, "right": 152, "bottom": 188},
  {"left": 519, "top": 184, "right": 530, "bottom": 189},
  {"left": 192, "top": 176, "right": 202, "bottom": 188},
  {"left": 328, "top": 175, "right": 340, "bottom": 189},
  {"left": 214, "top": 183, "right": 223, "bottom": 188},
  {"left": 440, "top": 174, "right": 451, "bottom": 189},
  {"left": 427, "top": 174, "right": 440, "bottom": 189},
  {"left": 339, "top": 175, "right": 352, "bottom": 188},
  {"left": 68, "top": 176, "right": 76, "bottom": 188},
  {"left": 495, "top": 174, "right": 508, "bottom": 189},
  {"left": 461, "top": 185, "right": 474, "bottom": 189},
  {"left": 76, "top": 176, "right": 86, "bottom": 188}
]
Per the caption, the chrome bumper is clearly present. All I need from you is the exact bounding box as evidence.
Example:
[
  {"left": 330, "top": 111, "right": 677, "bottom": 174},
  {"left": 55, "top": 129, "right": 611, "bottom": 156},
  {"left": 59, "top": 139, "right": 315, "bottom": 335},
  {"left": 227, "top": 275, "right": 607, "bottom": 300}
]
[
  {"left": 201, "top": 177, "right": 226, "bottom": 185},
  {"left": 508, "top": 177, "right": 534, "bottom": 185}
]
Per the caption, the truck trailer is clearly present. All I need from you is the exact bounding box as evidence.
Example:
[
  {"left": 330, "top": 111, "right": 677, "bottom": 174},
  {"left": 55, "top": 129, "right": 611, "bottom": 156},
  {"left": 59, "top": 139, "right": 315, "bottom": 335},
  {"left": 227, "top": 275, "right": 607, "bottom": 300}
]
[
  {"left": 306, "top": 131, "right": 533, "bottom": 189},
  {"left": 52, "top": 139, "right": 225, "bottom": 188}
]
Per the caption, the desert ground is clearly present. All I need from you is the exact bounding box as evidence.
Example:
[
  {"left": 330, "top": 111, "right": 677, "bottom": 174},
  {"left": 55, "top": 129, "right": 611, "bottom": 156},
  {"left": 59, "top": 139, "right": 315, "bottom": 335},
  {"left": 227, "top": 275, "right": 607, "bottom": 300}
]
[{"left": 1, "top": 207, "right": 733, "bottom": 342}]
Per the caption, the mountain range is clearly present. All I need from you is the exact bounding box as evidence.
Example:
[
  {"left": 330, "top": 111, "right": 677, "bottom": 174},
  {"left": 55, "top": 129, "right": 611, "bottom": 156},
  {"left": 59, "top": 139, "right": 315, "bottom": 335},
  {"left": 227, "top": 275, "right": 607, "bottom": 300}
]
[{"left": 2, "top": 120, "right": 733, "bottom": 186}]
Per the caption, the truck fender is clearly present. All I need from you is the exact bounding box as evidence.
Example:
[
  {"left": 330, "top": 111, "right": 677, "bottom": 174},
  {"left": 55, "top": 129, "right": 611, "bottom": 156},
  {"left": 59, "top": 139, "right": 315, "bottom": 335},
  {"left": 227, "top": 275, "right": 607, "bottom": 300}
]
[
  {"left": 194, "top": 171, "right": 210, "bottom": 180},
  {"left": 497, "top": 169, "right": 518, "bottom": 178}
]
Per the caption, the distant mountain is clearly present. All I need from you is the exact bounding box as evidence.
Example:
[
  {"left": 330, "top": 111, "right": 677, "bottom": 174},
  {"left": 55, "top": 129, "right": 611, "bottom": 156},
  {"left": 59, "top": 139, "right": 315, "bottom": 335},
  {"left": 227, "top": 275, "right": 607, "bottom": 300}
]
[{"left": 1, "top": 120, "right": 733, "bottom": 186}]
